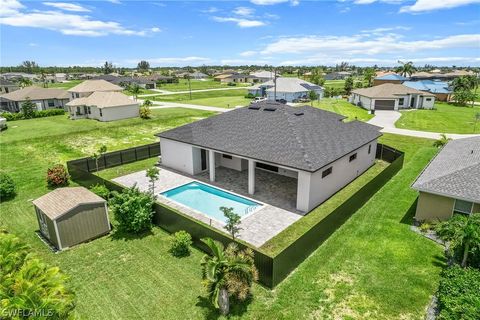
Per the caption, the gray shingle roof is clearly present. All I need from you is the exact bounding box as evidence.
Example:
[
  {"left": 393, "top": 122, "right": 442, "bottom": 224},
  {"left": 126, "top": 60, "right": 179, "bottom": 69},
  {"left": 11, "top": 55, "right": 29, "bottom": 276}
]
[
  {"left": 412, "top": 136, "right": 480, "bottom": 202},
  {"left": 157, "top": 102, "right": 381, "bottom": 172}
]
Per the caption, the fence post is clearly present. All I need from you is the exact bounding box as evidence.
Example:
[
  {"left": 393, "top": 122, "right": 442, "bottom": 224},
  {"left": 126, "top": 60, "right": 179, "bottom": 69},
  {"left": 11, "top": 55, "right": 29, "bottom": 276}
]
[
  {"left": 119, "top": 151, "right": 123, "bottom": 165},
  {"left": 86, "top": 158, "right": 90, "bottom": 172},
  {"left": 134, "top": 148, "right": 138, "bottom": 161},
  {"left": 380, "top": 143, "right": 384, "bottom": 161}
]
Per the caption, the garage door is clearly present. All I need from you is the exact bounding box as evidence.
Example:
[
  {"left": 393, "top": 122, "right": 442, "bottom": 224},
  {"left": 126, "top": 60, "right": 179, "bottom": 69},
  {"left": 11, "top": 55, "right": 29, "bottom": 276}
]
[{"left": 374, "top": 100, "right": 395, "bottom": 110}]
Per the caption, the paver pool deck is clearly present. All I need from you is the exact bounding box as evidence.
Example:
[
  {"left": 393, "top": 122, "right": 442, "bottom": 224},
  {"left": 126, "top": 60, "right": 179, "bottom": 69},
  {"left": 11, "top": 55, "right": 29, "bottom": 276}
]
[{"left": 113, "top": 166, "right": 302, "bottom": 247}]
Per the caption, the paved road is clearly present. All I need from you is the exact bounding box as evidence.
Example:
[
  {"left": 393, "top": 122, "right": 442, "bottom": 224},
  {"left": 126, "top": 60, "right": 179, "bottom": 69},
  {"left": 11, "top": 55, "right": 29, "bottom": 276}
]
[
  {"left": 368, "top": 110, "right": 480, "bottom": 140},
  {"left": 138, "top": 86, "right": 249, "bottom": 98},
  {"left": 149, "top": 101, "right": 231, "bottom": 113}
]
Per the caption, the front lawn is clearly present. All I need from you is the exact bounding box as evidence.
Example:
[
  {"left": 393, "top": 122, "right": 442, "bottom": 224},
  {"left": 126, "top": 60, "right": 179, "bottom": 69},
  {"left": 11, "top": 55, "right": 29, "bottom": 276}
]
[
  {"left": 151, "top": 88, "right": 248, "bottom": 104},
  {"left": 158, "top": 79, "right": 250, "bottom": 92},
  {"left": 312, "top": 98, "right": 374, "bottom": 121},
  {"left": 395, "top": 102, "right": 480, "bottom": 134},
  {"left": 0, "top": 103, "right": 443, "bottom": 319}
]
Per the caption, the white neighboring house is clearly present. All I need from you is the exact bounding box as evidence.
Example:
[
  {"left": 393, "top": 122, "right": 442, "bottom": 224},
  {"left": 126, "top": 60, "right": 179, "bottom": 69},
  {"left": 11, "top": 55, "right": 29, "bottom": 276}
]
[
  {"left": 66, "top": 91, "right": 139, "bottom": 122},
  {"left": 248, "top": 77, "right": 324, "bottom": 102},
  {"left": 0, "top": 86, "right": 69, "bottom": 112},
  {"left": 249, "top": 70, "right": 275, "bottom": 83},
  {"left": 349, "top": 83, "right": 435, "bottom": 111},
  {"left": 156, "top": 102, "right": 381, "bottom": 213}
]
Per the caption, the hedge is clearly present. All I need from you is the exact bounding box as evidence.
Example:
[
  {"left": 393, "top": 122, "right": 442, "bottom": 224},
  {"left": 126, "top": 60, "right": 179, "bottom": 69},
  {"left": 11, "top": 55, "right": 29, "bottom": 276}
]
[{"left": 1, "top": 109, "right": 66, "bottom": 121}]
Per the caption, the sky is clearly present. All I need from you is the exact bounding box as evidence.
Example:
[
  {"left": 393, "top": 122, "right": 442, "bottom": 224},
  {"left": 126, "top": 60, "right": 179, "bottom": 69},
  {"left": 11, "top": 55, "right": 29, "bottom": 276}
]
[{"left": 0, "top": 0, "right": 479, "bottom": 67}]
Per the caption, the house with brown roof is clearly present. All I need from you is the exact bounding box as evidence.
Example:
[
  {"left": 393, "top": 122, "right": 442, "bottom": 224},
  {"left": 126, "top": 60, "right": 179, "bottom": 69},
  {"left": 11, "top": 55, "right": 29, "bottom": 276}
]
[
  {"left": 349, "top": 83, "right": 435, "bottom": 111},
  {"left": 33, "top": 187, "right": 110, "bottom": 251},
  {"left": 0, "top": 86, "right": 69, "bottom": 112}
]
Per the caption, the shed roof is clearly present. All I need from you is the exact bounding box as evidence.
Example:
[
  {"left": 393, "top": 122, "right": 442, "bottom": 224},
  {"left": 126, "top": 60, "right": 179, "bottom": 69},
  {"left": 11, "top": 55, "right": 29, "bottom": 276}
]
[
  {"left": 412, "top": 136, "right": 480, "bottom": 203},
  {"left": 351, "top": 83, "right": 434, "bottom": 99},
  {"left": 68, "top": 80, "right": 123, "bottom": 93},
  {"left": 0, "top": 86, "right": 69, "bottom": 101},
  {"left": 33, "top": 187, "right": 105, "bottom": 220}
]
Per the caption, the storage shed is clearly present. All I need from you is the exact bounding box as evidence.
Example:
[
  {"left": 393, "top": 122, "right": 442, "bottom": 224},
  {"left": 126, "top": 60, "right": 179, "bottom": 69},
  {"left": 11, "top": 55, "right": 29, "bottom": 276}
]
[{"left": 33, "top": 187, "right": 110, "bottom": 250}]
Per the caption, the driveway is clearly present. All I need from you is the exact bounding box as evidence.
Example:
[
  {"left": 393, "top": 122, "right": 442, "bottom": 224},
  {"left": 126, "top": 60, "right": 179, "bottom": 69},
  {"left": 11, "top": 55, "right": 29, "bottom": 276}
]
[{"left": 367, "top": 110, "right": 480, "bottom": 140}]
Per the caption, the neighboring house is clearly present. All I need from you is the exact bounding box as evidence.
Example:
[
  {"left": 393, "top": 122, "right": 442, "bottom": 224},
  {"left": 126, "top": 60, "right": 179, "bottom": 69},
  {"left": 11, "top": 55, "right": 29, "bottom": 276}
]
[
  {"left": 189, "top": 71, "right": 208, "bottom": 79},
  {"left": 156, "top": 102, "right": 381, "bottom": 213},
  {"left": 1, "top": 72, "right": 38, "bottom": 81},
  {"left": 0, "top": 79, "right": 20, "bottom": 94},
  {"left": 66, "top": 91, "right": 139, "bottom": 122},
  {"left": 324, "top": 71, "right": 352, "bottom": 80},
  {"left": 147, "top": 74, "right": 175, "bottom": 83},
  {"left": 403, "top": 80, "right": 452, "bottom": 101},
  {"left": 33, "top": 187, "right": 110, "bottom": 251},
  {"left": 248, "top": 77, "right": 324, "bottom": 102},
  {"left": 412, "top": 137, "right": 480, "bottom": 221},
  {"left": 92, "top": 75, "right": 156, "bottom": 89},
  {"left": 349, "top": 83, "right": 435, "bottom": 111},
  {"left": 215, "top": 73, "right": 253, "bottom": 83},
  {"left": 0, "top": 86, "right": 69, "bottom": 112},
  {"left": 373, "top": 74, "right": 409, "bottom": 86},
  {"left": 55, "top": 73, "right": 68, "bottom": 82},
  {"left": 250, "top": 70, "right": 276, "bottom": 83},
  {"left": 68, "top": 79, "right": 123, "bottom": 99},
  {"left": 410, "top": 69, "right": 475, "bottom": 81}
]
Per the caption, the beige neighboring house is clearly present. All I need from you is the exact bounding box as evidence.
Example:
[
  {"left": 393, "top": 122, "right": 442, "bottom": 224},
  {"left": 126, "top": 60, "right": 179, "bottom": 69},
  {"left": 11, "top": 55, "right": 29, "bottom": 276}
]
[
  {"left": 349, "top": 83, "right": 435, "bottom": 111},
  {"left": 0, "top": 79, "right": 20, "bottom": 94},
  {"left": 68, "top": 79, "right": 123, "bottom": 99},
  {"left": 66, "top": 91, "right": 139, "bottom": 122},
  {"left": 0, "top": 86, "right": 69, "bottom": 112},
  {"left": 412, "top": 137, "right": 480, "bottom": 221}
]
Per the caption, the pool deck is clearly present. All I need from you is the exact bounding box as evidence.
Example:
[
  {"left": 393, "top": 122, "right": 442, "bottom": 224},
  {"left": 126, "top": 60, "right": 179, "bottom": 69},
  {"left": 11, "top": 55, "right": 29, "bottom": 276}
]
[{"left": 112, "top": 167, "right": 302, "bottom": 247}]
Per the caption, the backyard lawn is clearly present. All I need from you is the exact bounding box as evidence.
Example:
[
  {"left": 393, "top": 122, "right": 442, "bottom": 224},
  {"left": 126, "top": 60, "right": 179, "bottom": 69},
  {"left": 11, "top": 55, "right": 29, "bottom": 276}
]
[
  {"left": 395, "top": 102, "right": 480, "bottom": 133},
  {"left": 312, "top": 98, "right": 374, "bottom": 121},
  {"left": 0, "top": 106, "right": 443, "bottom": 319},
  {"left": 151, "top": 89, "right": 251, "bottom": 108},
  {"left": 48, "top": 79, "right": 83, "bottom": 89},
  {"left": 157, "top": 79, "right": 250, "bottom": 92}
]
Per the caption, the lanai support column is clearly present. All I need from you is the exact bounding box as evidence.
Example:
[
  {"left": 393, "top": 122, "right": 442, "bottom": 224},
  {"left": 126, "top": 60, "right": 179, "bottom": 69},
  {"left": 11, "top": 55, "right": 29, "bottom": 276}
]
[
  {"left": 209, "top": 150, "right": 215, "bottom": 182},
  {"left": 248, "top": 159, "right": 255, "bottom": 195}
]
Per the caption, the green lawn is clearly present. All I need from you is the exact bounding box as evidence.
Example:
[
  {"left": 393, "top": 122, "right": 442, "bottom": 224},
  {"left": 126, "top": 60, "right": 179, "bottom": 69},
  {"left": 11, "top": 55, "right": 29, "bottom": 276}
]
[
  {"left": 158, "top": 79, "right": 250, "bottom": 92},
  {"left": 151, "top": 89, "right": 251, "bottom": 108},
  {"left": 48, "top": 80, "right": 83, "bottom": 89},
  {"left": 1, "top": 105, "right": 443, "bottom": 319},
  {"left": 395, "top": 102, "right": 480, "bottom": 134},
  {"left": 312, "top": 98, "right": 374, "bottom": 121},
  {"left": 123, "top": 88, "right": 159, "bottom": 95}
]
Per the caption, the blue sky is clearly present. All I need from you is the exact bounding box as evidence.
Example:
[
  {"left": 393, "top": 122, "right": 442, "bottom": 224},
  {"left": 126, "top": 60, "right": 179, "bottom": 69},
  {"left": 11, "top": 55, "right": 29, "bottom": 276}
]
[{"left": 0, "top": 0, "right": 479, "bottom": 67}]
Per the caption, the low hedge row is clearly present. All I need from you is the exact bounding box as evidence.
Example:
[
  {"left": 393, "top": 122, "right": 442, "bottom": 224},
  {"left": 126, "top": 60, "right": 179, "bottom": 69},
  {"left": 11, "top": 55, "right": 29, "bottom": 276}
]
[{"left": 1, "top": 109, "right": 66, "bottom": 121}]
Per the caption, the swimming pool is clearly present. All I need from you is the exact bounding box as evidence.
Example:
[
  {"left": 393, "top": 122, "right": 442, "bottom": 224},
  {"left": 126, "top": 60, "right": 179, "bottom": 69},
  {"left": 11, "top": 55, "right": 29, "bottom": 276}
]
[{"left": 161, "top": 182, "right": 261, "bottom": 223}]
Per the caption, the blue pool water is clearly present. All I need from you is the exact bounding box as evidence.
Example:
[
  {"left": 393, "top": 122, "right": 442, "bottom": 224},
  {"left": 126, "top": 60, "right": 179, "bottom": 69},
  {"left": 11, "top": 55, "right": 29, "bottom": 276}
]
[{"left": 161, "top": 182, "right": 261, "bottom": 223}]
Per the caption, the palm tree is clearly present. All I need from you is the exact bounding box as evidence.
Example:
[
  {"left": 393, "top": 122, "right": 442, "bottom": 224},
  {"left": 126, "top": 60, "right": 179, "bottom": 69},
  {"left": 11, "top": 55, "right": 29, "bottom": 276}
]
[
  {"left": 395, "top": 61, "right": 417, "bottom": 77},
  {"left": 145, "top": 167, "right": 160, "bottom": 194},
  {"left": 435, "top": 213, "right": 480, "bottom": 267},
  {"left": 201, "top": 238, "right": 258, "bottom": 315},
  {"left": 128, "top": 84, "right": 142, "bottom": 101},
  {"left": 363, "top": 67, "right": 375, "bottom": 87},
  {"left": 433, "top": 133, "right": 451, "bottom": 148},
  {"left": 18, "top": 78, "right": 32, "bottom": 88}
]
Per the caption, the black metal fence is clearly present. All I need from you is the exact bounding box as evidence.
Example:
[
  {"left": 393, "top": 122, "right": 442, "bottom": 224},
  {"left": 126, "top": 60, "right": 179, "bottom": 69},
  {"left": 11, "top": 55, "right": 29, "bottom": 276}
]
[{"left": 67, "top": 142, "right": 403, "bottom": 288}]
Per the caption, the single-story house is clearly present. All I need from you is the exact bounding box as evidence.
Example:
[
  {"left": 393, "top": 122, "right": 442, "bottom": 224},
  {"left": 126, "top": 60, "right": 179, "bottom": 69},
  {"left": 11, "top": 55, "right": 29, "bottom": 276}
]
[
  {"left": 215, "top": 73, "right": 253, "bottom": 83},
  {"left": 412, "top": 136, "right": 480, "bottom": 221},
  {"left": 190, "top": 72, "right": 208, "bottom": 80},
  {"left": 248, "top": 77, "right": 324, "bottom": 102},
  {"left": 410, "top": 69, "right": 475, "bottom": 81},
  {"left": 403, "top": 80, "right": 452, "bottom": 101},
  {"left": 373, "top": 74, "right": 409, "bottom": 86},
  {"left": 55, "top": 73, "right": 68, "bottom": 82},
  {"left": 0, "top": 86, "right": 69, "bottom": 112},
  {"left": 92, "top": 75, "right": 156, "bottom": 89},
  {"left": 0, "top": 79, "right": 20, "bottom": 94},
  {"left": 349, "top": 83, "right": 435, "bottom": 111},
  {"left": 66, "top": 91, "right": 139, "bottom": 122},
  {"left": 250, "top": 71, "right": 276, "bottom": 83},
  {"left": 324, "top": 71, "right": 352, "bottom": 80},
  {"left": 68, "top": 79, "right": 123, "bottom": 99},
  {"left": 156, "top": 102, "right": 381, "bottom": 213},
  {"left": 33, "top": 187, "right": 110, "bottom": 251},
  {"left": 1, "top": 72, "right": 38, "bottom": 81}
]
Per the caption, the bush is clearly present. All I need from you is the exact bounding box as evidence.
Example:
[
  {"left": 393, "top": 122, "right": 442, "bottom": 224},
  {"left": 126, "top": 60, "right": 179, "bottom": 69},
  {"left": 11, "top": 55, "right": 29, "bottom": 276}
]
[
  {"left": 139, "top": 105, "right": 152, "bottom": 119},
  {"left": 0, "top": 173, "right": 16, "bottom": 201},
  {"left": 109, "top": 186, "right": 154, "bottom": 233},
  {"left": 90, "top": 184, "right": 110, "bottom": 199},
  {"left": 169, "top": 230, "right": 193, "bottom": 257},
  {"left": 0, "top": 109, "right": 65, "bottom": 121},
  {"left": 437, "top": 266, "right": 480, "bottom": 320},
  {"left": 245, "top": 93, "right": 254, "bottom": 99},
  {"left": 46, "top": 164, "right": 70, "bottom": 188},
  {"left": 227, "top": 82, "right": 237, "bottom": 86}
]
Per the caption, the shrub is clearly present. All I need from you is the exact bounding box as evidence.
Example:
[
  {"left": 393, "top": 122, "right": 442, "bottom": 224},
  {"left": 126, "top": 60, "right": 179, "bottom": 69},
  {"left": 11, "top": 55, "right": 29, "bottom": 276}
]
[
  {"left": 46, "top": 164, "right": 70, "bottom": 188},
  {"left": 419, "top": 222, "right": 433, "bottom": 233},
  {"left": 139, "top": 105, "right": 152, "bottom": 119},
  {"left": 21, "top": 99, "right": 36, "bottom": 118},
  {"left": 90, "top": 184, "right": 110, "bottom": 199},
  {"left": 0, "top": 173, "right": 16, "bottom": 201},
  {"left": 245, "top": 93, "right": 254, "bottom": 99},
  {"left": 169, "top": 230, "right": 193, "bottom": 257},
  {"left": 0, "top": 109, "right": 65, "bottom": 121},
  {"left": 227, "top": 82, "right": 237, "bottom": 86},
  {"left": 109, "top": 186, "right": 154, "bottom": 233},
  {"left": 437, "top": 266, "right": 480, "bottom": 320}
]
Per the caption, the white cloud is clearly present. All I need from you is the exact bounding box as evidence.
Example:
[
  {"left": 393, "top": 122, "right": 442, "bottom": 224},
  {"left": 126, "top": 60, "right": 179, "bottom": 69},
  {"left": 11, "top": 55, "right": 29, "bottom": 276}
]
[
  {"left": 201, "top": 7, "right": 219, "bottom": 13},
  {"left": 126, "top": 56, "right": 212, "bottom": 66},
  {"left": 240, "top": 50, "right": 257, "bottom": 57},
  {"left": 233, "top": 7, "right": 255, "bottom": 16},
  {"left": 106, "top": 0, "right": 121, "bottom": 4},
  {"left": 150, "top": 27, "right": 161, "bottom": 32},
  {"left": 220, "top": 59, "right": 270, "bottom": 65},
  {"left": 360, "top": 26, "right": 411, "bottom": 33},
  {"left": 42, "top": 2, "right": 90, "bottom": 12},
  {"left": 352, "top": 0, "right": 405, "bottom": 4},
  {"left": 250, "top": 0, "right": 299, "bottom": 5},
  {"left": 212, "top": 16, "right": 266, "bottom": 28},
  {"left": 400, "top": 0, "right": 480, "bottom": 13},
  {"left": 28, "top": 42, "right": 38, "bottom": 47},
  {"left": 0, "top": 0, "right": 157, "bottom": 37}
]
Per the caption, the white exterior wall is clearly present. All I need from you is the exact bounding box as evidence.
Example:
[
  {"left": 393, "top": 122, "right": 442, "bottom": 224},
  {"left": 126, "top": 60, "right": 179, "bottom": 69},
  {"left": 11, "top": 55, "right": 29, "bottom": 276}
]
[
  {"left": 421, "top": 96, "right": 435, "bottom": 109},
  {"left": 266, "top": 89, "right": 323, "bottom": 102},
  {"left": 350, "top": 94, "right": 374, "bottom": 110},
  {"left": 219, "top": 155, "right": 248, "bottom": 171},
  {"left": 160, "top": 139, "right": 196, "bottom": 175},
  {"left": 98, "top": 104, "right": 139, "bottom": 121},
  {"left": 296, "top": 140, "right": 377, "bottom": 212}
]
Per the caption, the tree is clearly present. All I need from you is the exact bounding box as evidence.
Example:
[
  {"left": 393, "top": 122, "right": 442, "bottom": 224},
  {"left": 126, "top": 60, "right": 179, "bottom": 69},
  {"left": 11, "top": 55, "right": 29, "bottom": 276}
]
[
  {"left": 308, "top": 90, "right": 318, "bottom": 106},
  {"left": 435, "top": 213, "right": 480, "bottom": 267},
  {"left": 452, "top": 76, "right": 478, "bottom": 106},
  {"left": 395, "top": 60, "right": 417, "bottom": 77},
  {"left": 128, "top": 83, "right": 141, "bottom": 101},
  {"left": 433, "top": 133, "right": 451, "bottom": 148},
  {"left": 140, "top": 100, "right": 152, "bottom": 119},
  {"left": 102, "top": 61, "right": 114, "bottom": 74},
  {"left": 21, "top": 98, "right": 36, "bottom": 118},
  {"left": 145, "top": 167, "right": 160, "bottom": 194},
  {"left": 110, "top": 185, "right": 155, "bottom": 233},
  {"left": 221, "top": 207, "right": 242, "bottom": 240},
  {"left": 137, "top": 60, "right": 150, "bottom": 73},
  {"left": 344, "top": 76, "right": 354, "bottom": 95},
  {"left": 200, "top": 238, "right": 258, "bottom": 315},
  {"left": 92, "top": 145, "right": 107, "bottom": 173},
  {"left": 453, "top": 89, "right": 475, "bottom": 106},
  {"left": 184, "top": 74, "right": 192, "bottom": 100},
  {"left": 18, "top": 77, "right": 32, "bottom": 88},
  {"left": 20, "top": 60, "right": 38, "bottom": 73},
  {"left": 363, "top": 67, "right": 375, "bottom": 87},
  {"left": 40, "top": 72, "right": 48, "bottom": 88}
]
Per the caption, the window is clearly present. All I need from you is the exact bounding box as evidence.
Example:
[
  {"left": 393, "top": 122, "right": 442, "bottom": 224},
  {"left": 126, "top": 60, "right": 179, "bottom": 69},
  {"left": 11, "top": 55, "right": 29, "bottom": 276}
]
[
  {"left": 222, "top": 154, "right": 233, "bottom": 159},
  {"left": 322, "top": 167, "right": 332, "bottom": 178},
  {"left": 368, "top": 144, "right": 372, "bottom": 154},
  {"left": 99, "top": 109, "right": 103, "bottom": 117},
  {"left": 349, "top": 153, "right": 357, "bottom": 162},
  {"left": 87, "top": 106, "right": 91, "bottom": 114},
  {"left": 454, "top": 199, "right": 473, "bottom": 214},
  {"left": 47, "top": 100, "right": 54, "bottom": 107},
  {"left": 75, "top": 93, "right": 80, "bottom": 98},
  {"left": 398, "top": 98, "right": 404, "bottom": 105},
  {"left": 256, "top": 162, "right": 278, "bottom": 172},
  {"left": 426, "top": 98, "right": 432, "bottom": 101}
]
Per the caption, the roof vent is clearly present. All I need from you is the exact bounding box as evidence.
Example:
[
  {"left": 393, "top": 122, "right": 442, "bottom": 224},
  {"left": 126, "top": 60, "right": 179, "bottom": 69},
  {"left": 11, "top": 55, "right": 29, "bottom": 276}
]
[
  {"left": 248, "top": 105, "right": 261, "bottom": 110},
  {"left": 294, "top": 111, "right": 304, "bottom": 116},
  {"left": 264, "top": 107, "right": 277, "bottom": 112}
]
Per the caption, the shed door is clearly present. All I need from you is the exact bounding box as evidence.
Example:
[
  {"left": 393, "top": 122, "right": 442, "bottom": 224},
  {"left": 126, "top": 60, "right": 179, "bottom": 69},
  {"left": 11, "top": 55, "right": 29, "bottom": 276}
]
[
  {"left": 374, "top": 100, "right": 395, "bottom": 110},
  {"left": 37, "top": 211, "right": 50, "bottom": 239}
]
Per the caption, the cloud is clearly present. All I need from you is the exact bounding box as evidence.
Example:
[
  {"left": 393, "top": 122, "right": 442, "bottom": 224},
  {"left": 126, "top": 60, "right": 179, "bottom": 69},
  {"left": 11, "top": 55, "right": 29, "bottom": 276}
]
[
  {"left": 0, "top": 0, "right": 157, "bottom": 37},
  {"left": 42, "top": 2, "right": 90, "bottom": 12},
  {"left": 201, "top": 7, "right": 219, "bottom": 13},
  {"left": 106, "top": 0, "right": 121, "bottom": 4},
  {"left": 250, "top": 0, "right": 299, "bottom": 5},
  {"left": 126, "top": 56, "right": 213, "bottom": 66},
  {"left": 360, "top": 26, "right": 411, "bottom": 33},
  {"left": 220, "top": 59, "right": 270, "bottom": 65},
  {"left": 400, "top": 0, "right": 480, "bottom": 13},
  {"left": 150, "top": 27, "right": 161, "bottom": 32},
  {"left": 212, "top": 16, "right": 266, "bottom": 28},
  {"left": 240, "top": 50, "right": 257, "bottom": 57},
  {"left": 233, "top": 7, "right": 255, "bottom": 16},
  {"left": 352, "top": 0, "right": 405, "bottom": 4}
]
